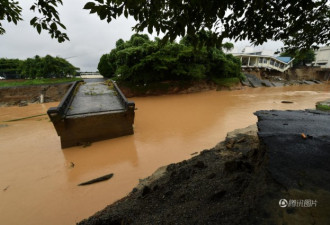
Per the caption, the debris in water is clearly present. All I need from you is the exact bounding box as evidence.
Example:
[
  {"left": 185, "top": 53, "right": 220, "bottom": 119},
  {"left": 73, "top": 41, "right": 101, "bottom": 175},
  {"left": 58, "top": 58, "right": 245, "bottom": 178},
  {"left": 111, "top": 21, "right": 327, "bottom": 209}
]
[
  {"left": 281, "top": 101, "right": 294, "bottom": 104},
  {"left": 301, "top": 133, "right": 307, "bottom": 139},
  {"left": 78, "top": 173, "right": 114, "bottom": 186},
  {"left": 3, "top": 186, "right": 9, "bottom": 191}
]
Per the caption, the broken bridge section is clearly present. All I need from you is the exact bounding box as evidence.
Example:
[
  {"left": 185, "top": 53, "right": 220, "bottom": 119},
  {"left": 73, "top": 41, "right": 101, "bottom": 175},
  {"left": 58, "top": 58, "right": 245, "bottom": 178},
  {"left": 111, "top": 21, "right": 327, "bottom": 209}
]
[{"left": 47, "top": 80, "right": 135, "bottom": 148}]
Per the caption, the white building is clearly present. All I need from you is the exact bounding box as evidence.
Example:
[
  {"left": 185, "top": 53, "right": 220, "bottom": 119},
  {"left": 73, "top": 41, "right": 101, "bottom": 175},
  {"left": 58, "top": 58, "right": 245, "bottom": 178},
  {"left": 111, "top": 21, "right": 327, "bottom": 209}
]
[
  {"left": 313, "top": 46, "right": 330, "bottom": 68},
  {"left": 233, "top": 47, "right": 294, "bottom": 72}
]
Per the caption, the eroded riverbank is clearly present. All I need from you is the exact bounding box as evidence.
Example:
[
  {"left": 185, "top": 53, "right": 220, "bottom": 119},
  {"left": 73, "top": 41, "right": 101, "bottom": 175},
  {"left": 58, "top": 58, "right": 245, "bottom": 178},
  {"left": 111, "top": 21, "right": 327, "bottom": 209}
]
[
  {"left": 79, "top": 109, "right": 330, "bottom": 225},
  {"left": 0, "top": 84, "right": 329, "bottom": 225}
]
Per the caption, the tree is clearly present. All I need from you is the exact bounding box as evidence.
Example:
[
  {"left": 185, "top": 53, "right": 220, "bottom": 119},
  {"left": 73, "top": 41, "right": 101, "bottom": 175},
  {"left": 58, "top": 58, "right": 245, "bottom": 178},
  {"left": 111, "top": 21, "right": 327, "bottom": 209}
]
[
  {"left": 0, "top": 58, "right": 21, "bottom": 78},
  {"left": 18, "top": 55, "right": 77, "bottom": 78},
  {"left": 83, "top": 0, "right": 330, "bottom": 49},
  {"left": 222, "top": 43, "right": 234, "bottom": 52},
  {"left": 280, "top": 49, "right": 316, "bottom": 66},
  {"left": 1, "top": 1, "right": 329, "bottom": 48},
  {"left": 98, "top": 54, "right": 115, "bottom": 78},
  {"left": 98, "top": 34, "right": 242, "bottom": 84}
]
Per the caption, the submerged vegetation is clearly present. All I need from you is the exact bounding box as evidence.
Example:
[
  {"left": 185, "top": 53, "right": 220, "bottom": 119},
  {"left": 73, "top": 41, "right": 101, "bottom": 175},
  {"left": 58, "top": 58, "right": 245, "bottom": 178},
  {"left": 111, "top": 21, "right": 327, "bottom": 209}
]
[{"left": 98, "top": 33, "right": 242, "bottom": 85}]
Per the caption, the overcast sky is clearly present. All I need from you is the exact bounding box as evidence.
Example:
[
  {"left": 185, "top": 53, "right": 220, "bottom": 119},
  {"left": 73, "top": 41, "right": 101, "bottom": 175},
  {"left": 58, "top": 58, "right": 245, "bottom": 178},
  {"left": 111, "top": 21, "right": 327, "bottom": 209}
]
[{"left": 0, "top": 0, "right": 284, "bottom": 72}]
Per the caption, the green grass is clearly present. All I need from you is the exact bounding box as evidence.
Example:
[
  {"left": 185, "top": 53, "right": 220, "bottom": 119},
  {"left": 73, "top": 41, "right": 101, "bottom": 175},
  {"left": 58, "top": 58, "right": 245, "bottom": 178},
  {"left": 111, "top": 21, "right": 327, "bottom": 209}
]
[
  {"left": 212, "top": 77, "right": 241, "bottom": 87},
  {"left": 316, "top": 104, "right": 330, "bottom": 111},
  {"left": 0, "top": 78, "right": 82, "bottom": 87}
]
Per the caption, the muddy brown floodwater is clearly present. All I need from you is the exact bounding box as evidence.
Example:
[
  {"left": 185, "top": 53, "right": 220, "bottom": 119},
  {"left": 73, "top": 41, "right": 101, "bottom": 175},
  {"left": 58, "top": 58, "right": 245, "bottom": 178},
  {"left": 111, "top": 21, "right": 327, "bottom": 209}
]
[{"left": 0, "top": 84, "right": 329, "bottom": 225}]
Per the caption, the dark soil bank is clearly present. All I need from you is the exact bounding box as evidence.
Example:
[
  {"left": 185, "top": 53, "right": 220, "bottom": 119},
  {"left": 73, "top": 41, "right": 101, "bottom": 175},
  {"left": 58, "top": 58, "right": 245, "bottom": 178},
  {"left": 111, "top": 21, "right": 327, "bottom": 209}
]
[
  {"left": 117, "top": 80, "right": 242, "bottom": 98},
  {"left": 78, "top": 110, "right": 330, "bottom": 225},
  {"left": 0, "top": 82, "right": 72, "bottom": 106}
]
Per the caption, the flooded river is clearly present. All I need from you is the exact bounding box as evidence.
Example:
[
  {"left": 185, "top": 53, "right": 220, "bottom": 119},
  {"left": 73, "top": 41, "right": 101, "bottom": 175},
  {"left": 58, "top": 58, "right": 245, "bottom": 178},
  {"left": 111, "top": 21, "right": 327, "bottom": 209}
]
[{"left": 0, "top": 84, "right": 329, "bottom": 225}]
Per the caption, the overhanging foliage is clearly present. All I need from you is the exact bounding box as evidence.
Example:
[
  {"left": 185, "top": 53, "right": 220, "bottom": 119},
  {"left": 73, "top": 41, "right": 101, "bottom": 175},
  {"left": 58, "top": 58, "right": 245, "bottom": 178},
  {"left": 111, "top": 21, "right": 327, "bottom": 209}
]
[
  {"left": 1, "top": 0, "right": 329, "bottom": 48},
  {"left": 84, "top": 0, "right": 330, "bottom": 49}
]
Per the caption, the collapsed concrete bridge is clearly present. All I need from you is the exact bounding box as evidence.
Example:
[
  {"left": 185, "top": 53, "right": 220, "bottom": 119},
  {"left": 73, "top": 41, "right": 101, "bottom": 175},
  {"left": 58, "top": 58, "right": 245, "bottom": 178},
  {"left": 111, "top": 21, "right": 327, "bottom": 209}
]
[{"left": 47, "top": 80, "right": 135, "bottom": 148}]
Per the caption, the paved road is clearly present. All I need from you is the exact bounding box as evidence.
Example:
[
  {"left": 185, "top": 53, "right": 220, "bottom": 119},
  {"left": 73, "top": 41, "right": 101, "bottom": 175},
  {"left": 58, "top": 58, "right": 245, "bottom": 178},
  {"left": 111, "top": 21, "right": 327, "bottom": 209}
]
[
  {"left": 67, "top": 81, "right": 125, "bottom": 116},
  {"left": 255, "top": 110, "right": 330, "bottom": 191}
]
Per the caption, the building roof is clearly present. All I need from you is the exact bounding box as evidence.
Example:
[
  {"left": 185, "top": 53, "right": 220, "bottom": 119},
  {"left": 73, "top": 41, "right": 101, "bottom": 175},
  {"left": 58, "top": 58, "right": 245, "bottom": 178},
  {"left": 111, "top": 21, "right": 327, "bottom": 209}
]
[{"left": 276, "top": 56, "right": 292, "bottom": 63}]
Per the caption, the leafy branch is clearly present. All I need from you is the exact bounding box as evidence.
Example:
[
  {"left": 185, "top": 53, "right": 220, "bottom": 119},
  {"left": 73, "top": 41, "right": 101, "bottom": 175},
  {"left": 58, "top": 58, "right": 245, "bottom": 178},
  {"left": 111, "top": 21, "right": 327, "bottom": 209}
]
[
  {"left": 0, "top": 0, "right": 22, "bottom": 34},
  {"left": 29, "top": 0, "right": 69, "bottom": 43}
]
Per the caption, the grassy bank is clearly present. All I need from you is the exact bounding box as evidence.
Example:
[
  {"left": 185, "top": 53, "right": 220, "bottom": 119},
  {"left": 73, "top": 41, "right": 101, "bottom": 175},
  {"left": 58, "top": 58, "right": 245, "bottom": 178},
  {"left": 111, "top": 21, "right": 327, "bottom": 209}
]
[
  {"left": 316, "top": 103, "right": 330, "bottom": 111},
  {"left": 0, "top": 78, "right": 81, "bottom": 87}
]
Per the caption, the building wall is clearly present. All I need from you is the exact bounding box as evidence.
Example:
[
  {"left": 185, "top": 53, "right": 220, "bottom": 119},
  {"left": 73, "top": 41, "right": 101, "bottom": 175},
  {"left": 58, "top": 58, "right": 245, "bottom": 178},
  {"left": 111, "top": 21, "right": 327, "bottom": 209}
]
[{"left": 314, "top": 46, "right": 330, "bottom": 68}]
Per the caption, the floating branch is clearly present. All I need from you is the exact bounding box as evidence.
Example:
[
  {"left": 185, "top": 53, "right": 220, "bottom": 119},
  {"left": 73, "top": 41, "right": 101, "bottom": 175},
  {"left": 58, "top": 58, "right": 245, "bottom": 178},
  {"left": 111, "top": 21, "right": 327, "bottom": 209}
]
[{"left": 78, "top": 173, "right": 114, "bottom": 186}]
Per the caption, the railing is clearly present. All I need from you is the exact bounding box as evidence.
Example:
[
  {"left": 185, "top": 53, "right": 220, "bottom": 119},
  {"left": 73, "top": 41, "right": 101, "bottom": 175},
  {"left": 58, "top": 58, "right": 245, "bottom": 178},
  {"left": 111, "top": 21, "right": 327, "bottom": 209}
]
[
  {"left": 47, "top": 80, "right": 83, "bottom": 122},
  {"left": 112, "top": 81, "right": 135, "bottom": 110}
]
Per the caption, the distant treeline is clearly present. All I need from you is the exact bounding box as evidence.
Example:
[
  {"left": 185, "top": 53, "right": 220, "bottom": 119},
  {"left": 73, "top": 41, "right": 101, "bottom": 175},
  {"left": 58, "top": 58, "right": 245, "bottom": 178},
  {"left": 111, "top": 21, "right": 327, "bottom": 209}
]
[
  {"left": 0, "top": 55, "right": 78, "bottom": 79},
  {"left": 98, "top": 33, "right": 242, "bottom": 84}
]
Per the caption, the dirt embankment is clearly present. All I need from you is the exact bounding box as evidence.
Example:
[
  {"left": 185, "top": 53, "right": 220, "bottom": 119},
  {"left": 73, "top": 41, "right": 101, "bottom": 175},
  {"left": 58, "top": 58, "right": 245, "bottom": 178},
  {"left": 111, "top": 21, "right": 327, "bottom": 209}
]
[
  {"left": 78, "top": 109, "right": 330, "bottom": 225},
  {"left": 78, "top": 125, "right": 263, "bottom": 225},
  {"left": 118, "top": 76, "right": 324, "bottom": 98},
  {"left": 117, "top": 80, "right": 243, "bottom": 98},
  {"left": 0, "top": 82, "right": 72, "bottom": 106}
]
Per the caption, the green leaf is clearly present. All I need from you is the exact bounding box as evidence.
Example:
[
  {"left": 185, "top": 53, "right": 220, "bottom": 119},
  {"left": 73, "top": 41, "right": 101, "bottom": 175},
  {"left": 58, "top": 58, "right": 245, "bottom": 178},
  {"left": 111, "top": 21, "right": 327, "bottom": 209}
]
[
  {"left": 148, "top": 25, "right": 153, "bottom": 34},
  {"left": 58, "top": 22, "right": 66, "bottom": 30},
  {"left": 36, "top": 24, "right": 42, "bottom": 34},
  {"left": 83, "top": 2, "right": 95, "bottom": 10},
  {"left": 99, "top": 9, "right": 107, "bottom": 20},
  {"left": 50, "top": 23, "right": 57, "bottom": 30},
  {"left": 30, "top": 17, "right": 38, "bottom": 25}
]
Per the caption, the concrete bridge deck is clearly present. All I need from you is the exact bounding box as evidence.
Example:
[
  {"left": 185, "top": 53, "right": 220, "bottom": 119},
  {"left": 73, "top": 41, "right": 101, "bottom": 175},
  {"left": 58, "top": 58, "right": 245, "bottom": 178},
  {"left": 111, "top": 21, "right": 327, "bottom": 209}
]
[{"left": 67, "top": 82, "right": 125, "bottom": 116}]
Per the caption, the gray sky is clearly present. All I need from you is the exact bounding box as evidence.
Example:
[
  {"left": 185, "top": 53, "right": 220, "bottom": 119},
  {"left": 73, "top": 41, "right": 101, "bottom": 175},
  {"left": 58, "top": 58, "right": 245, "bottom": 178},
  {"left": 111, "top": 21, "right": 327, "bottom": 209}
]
[{"left": 0, "top": 0, "right": 284, "bottom": 72}]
